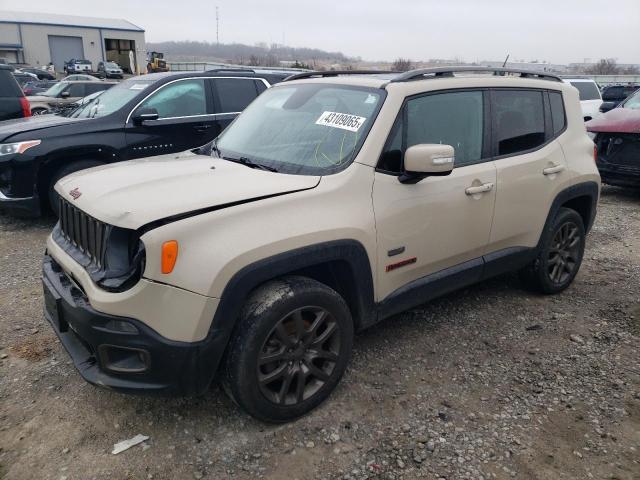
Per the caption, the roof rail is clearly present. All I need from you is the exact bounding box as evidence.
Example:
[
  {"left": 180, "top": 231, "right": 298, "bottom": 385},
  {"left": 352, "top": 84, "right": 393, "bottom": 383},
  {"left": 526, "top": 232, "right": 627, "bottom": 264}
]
[
  {"left": 283, "top": 70, "right": 396, "bottom": 82},
  {"left": 207, "top": 68, "right": 255, "bottom": 73},
  {"left": 390, "top": 66, "right": 562, "bottom": 83}
]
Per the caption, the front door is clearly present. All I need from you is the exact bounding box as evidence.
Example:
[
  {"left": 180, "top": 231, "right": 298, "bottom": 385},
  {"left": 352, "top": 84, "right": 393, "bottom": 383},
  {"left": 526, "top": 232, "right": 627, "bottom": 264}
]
[
  {"left": 125, "top": 78, "right": 217, "bottom": 159},
  {"left": 373, "top": 90, "right": 496, "bottom": 300}
]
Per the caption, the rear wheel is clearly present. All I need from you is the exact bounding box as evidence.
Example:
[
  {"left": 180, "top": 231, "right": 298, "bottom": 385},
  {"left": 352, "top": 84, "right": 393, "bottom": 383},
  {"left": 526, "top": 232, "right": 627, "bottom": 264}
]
[
  {"left": 519, "top": 207, "right": 585, "bottom": 294},
  {"left": 222, "top": 276, "right": 353, "bottom": 423},
  {"left": 46, "top": 160, "right": 104, "bottom": 216},
  {"left": 31, "top": 108, "right": 48, "bottom": 116}
]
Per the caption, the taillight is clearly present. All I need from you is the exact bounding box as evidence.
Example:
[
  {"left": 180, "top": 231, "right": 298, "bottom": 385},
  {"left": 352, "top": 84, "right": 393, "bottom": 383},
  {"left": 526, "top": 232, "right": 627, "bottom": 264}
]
[{"left": 19, "top": 97, "right": 31, "bottom": 117}]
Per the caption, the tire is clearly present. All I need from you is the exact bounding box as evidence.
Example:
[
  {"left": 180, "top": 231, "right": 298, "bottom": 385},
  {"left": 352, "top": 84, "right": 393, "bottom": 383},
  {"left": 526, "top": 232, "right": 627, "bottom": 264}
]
[
  {"left": 47, "top": 160, "right": 104, "bottom": 216},
  {"left": 31, "top": 108, "right": 48, "bottom": 116},
  {"left": 222, "top": 276, "right": 354, "bottom": 423},
  {"left": 519, "top": 207, "right": 585, "bottom": 294}
]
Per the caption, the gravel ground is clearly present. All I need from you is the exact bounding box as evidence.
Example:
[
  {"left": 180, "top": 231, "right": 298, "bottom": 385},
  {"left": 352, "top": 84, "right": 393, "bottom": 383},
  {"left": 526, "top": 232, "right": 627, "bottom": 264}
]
[{"left": 1, "top": 186, "right": 639, "bottom": 480}]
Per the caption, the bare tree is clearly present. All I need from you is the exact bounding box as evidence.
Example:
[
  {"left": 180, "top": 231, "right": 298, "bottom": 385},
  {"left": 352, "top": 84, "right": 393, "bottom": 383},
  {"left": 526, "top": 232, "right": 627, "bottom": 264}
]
[
  {"left": 392, "top": 58, "right": 413, "bottom": 72},
  {"left": 623, "top": 65, "right": 640, "bottom": 75},
  {"left": 585, "top": 59, "right": 621, "bottom": 75}
]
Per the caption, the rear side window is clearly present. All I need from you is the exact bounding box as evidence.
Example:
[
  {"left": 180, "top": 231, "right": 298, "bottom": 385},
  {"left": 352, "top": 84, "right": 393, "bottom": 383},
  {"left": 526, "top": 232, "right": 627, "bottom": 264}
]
[
  {"left": 85, "top": 83, "right": 110, "bottom": 94},
  {"left": 214, "top": 78, "right": 260, "bottom": 113},
  {"left": 549, "top": 91, "right": 566, "bottom": 135},
  {"left": 569, "top": 81, "right": 601, "bottom": 101},
  {"left": 493, "top": 90, "right": 545, "bottom": 156},
  {"left": 0, "top": 71, "right": 22, "bottom": 97},
  {"left": 66, "top": 83, "right": 86, "bottom": 97}
]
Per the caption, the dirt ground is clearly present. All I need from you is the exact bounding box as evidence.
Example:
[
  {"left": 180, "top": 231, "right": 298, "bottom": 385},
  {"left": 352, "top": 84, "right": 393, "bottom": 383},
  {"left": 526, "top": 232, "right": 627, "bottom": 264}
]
[{"left": 1, "top": 186, "right": 639, "bottom": 480}]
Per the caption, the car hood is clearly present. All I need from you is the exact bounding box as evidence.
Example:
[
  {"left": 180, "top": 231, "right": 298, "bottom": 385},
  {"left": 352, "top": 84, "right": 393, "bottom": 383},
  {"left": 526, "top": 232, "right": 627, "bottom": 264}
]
[
  {"left": 586, "top": 108, "right": 640, "bottom": 134},
  {"left": 0, "top": 114, "right": 88, "bottom": 142},
  {"left": 55, "top": 151, "right": 321, "bottom": 230},
  {"left": 26, "top": 95, "right": 54, "bottom": 103}
]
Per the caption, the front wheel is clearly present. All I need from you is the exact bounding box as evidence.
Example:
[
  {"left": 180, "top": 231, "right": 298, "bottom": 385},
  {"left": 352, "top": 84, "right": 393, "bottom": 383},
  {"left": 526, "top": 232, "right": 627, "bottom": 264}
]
[
  {"left": 31, "top": 108, "right": 48, "bottom": 116},
  {"left": 222, "top": 276, "right": 354, "bottom": 423},
  {"left": 519, "top": 207, "right": 586, "bottom": 294}
]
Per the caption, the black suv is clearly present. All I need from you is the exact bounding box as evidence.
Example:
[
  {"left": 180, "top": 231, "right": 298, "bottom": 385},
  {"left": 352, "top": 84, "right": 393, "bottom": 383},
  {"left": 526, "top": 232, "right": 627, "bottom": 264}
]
[
  {"left": 600, "top": 84, "right": 639, "bottom": 112},
  {"left": 0, "top": 70, "right": 292, "bottom": 216},
  {"left": 0, "top": 65, "right": 31, "bottom": 121}
]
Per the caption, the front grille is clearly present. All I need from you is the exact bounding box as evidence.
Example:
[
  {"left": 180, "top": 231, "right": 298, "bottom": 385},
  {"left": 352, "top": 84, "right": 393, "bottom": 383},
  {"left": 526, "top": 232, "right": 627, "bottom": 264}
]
[
  {"left": 596, "top": 133, "right": 640, "bottom": 169},
  {"left": 58, "top": 197, "right": 110, "bottom": 268}
]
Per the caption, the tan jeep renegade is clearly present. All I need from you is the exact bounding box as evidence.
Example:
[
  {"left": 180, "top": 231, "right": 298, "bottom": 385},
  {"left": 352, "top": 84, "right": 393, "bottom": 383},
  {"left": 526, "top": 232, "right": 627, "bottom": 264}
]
[{"left": 42, "top": 67, "right": 600, "bottom": 422}]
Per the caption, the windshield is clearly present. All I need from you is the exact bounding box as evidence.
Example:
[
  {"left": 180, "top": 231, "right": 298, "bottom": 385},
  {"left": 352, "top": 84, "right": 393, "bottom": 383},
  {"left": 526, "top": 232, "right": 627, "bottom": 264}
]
[
  {"left": 215, "top": 84, "right": 385, "bottom": 175},
  {"left": 42, "top": 82, "right": 69, "bottom": 97},
  {"left": 622, "top": 90, "right": 640, "bottom": 110},
  {"left": 569, "top": 81, "right": 601, "bottom": 101},
  {"left": 105, "top": 62, "right": 119, "bottom": 68},
  {"left": 65, "top": 91, "right": 105, "bottom": 118},
  {"left": 72, "top": 79, "right": 154, "bottom": 118}
]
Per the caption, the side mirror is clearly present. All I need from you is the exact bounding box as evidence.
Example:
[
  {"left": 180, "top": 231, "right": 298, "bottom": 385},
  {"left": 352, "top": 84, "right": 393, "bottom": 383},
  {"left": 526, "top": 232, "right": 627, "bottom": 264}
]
[
  {"left": 399, "top": 144, "right": 455, "bottom": 184},
  {"left": 60, "top": 91, "right": 70, "bottom": 98},
  {"left": 132, "top": 107, "right": 159, "bottom": 125},
  {"left": 599, "top": 101, "right": 617, "bottom": 113}
]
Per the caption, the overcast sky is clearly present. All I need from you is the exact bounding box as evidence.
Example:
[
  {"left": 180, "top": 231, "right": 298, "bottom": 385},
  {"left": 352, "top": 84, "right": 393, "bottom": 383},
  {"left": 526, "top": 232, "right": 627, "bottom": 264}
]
[{"left": 6, "top": 0, "right": 640, "bottom": 64}]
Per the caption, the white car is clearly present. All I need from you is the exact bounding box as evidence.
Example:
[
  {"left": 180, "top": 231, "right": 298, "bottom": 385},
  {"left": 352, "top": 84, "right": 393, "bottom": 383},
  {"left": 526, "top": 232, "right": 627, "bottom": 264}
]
[
  {"left": 60, "top": 74, "right": 101, "bottom": 82},
  {"left": 562, "top": 78, "right": 603, "bottom": 121}
]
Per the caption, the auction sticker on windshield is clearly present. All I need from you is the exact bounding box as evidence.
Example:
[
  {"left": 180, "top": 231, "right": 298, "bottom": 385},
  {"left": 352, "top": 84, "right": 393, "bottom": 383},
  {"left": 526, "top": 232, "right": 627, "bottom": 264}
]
[{"left": 316, "top": 111, "right": 367, "bottom": 132}]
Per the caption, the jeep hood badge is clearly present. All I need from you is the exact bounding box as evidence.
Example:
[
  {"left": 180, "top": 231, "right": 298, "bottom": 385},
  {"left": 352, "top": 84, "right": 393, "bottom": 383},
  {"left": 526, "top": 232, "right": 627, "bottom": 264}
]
[{"left": 69, "top": 187, "right": 82, "bottom": 200}]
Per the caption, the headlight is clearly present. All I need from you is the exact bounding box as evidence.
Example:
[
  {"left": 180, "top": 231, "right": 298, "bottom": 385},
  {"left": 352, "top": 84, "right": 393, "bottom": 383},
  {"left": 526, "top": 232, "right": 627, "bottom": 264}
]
[
  {"left": 587, "top": 132, "right": 597, "bottom": 141},
  {"left": 0, "top": 140, "right": 41, "bottom": 156}
]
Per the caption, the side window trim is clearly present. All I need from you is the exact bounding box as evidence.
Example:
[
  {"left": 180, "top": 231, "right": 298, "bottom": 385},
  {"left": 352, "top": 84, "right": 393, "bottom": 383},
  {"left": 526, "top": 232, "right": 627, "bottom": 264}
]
[
  {"left": 376, "top": 87, "right": 490, "bottom": 174},
  {"left": 488, "top": 87, "right": 565, "bottom": 162}
]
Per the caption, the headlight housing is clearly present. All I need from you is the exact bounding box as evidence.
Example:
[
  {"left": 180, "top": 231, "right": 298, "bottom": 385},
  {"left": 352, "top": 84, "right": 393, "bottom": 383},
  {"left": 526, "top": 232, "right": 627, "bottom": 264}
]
[{"left": 0, "top": 140, "right": 41, "bottom": 156}]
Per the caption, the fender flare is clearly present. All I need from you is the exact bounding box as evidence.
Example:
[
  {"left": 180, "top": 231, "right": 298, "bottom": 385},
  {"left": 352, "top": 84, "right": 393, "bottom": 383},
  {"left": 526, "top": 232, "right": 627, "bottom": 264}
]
[
  {"left": 538, "top": 181, "right": 599, "bottom": 249},
  {"left": 198, "top": 239, "right": 375, "bottom": 384}
]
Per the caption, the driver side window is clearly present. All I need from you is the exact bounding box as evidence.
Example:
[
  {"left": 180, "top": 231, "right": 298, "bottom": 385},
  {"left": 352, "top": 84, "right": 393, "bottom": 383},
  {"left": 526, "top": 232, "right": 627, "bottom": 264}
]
[
  {"left": 137, "top": 79, "right": 207, "bottom": 119},
  {"left": 378, "top": 90, "right": 485, "bottom": 173}
]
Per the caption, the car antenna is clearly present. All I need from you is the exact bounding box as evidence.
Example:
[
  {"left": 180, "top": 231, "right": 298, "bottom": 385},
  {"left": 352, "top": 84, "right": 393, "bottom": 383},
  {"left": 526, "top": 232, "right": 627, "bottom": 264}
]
[{"left": 502, "top": 54, "right": 510, "bottom": 68}]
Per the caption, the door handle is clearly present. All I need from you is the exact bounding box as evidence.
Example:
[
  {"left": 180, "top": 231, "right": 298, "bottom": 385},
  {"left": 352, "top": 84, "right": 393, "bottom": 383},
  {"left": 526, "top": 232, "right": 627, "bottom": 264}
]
[
  {"left": 194, "top": 124, "right": 213, "bottom": 133},
  {"left": 465, "top": 182, "right": 494, "bottom": 195},
  {"left": 543, "top": 164, "right": 565, "bottom": 175}
]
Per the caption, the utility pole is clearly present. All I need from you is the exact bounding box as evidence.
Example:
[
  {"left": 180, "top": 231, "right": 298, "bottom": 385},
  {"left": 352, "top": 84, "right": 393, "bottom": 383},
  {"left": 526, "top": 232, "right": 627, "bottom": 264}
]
[{"left": 216, "top": 6, "right": 219, "bottom": 46}]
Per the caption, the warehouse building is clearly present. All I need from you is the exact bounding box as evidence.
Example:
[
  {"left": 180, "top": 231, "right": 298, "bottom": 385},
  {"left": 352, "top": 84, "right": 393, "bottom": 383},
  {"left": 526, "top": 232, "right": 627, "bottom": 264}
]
[{"left": 0, "top": 11, "right": 146, "bottom": 74}]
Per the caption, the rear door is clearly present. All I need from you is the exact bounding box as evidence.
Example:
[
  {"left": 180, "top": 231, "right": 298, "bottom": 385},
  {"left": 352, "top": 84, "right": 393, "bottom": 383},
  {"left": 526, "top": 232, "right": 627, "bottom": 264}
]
[
  {"left": 124, "top": 78, "right": 215, "bottom": 158},
  {"left": 210, "top": 77, "right": 267, "bottom": 133},
  {"left": 487, "top": 89, "right": 568, "bottom": 256}
]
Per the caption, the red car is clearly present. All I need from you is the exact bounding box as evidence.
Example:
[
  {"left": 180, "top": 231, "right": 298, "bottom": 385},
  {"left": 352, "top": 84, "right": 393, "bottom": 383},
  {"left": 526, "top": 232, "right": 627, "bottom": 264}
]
[{"left": 587, "top": 90, "right": 640, "bottom": 188}]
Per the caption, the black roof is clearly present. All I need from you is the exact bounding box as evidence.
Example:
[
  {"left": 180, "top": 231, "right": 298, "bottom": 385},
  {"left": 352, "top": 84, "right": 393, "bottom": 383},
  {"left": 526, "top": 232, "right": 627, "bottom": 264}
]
[{"left": 131, "top": 69, "right": 295, "bottom": 84}]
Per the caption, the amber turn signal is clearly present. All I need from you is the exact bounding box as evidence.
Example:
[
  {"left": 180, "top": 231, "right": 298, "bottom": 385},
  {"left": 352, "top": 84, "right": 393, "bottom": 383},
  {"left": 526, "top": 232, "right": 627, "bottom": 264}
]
[{"left": 161, "top": 240, "right": 179, "bottom": 274}]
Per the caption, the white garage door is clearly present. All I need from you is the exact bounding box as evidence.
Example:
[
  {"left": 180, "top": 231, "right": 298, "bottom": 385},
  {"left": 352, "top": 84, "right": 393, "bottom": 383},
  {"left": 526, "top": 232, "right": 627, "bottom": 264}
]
[{"left": 48, "top": 35, "right": 84, "bottom": 72}]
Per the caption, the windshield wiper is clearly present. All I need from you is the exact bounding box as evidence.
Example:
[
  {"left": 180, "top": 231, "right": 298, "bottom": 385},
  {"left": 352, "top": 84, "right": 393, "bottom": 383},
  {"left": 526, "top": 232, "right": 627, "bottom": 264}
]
[{"left": 222, "top": 155, "right": 278, "bottom": 172}]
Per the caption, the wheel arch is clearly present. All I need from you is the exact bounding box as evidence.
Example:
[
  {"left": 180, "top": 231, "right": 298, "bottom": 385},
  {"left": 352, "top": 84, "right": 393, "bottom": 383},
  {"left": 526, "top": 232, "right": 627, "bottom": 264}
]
[
  {"left": 200, "top": 240, "right": 376, "bottom": 385},
  {"left": 539, "top": 181, "right": 599, "bottom": 249},
  {"left": 36, "top": 145, "right": 121, "bottom": 197}
]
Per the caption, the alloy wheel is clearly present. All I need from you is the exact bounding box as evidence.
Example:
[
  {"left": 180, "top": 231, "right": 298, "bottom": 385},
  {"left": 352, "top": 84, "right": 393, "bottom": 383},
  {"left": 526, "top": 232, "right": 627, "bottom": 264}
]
[
  {"left": 548, "top": 221, "right": 581, "bottom": 284},
  {"left": 257, "top": 306, "right": 341, "bottom": 406}
]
